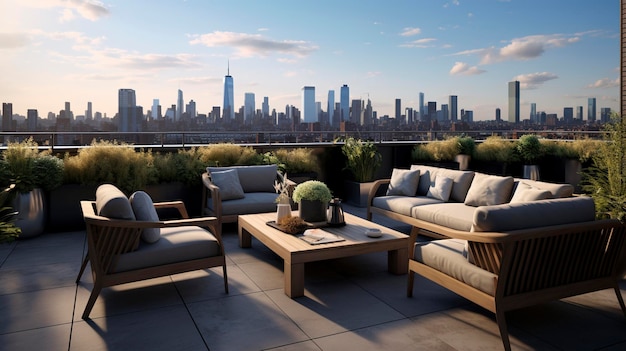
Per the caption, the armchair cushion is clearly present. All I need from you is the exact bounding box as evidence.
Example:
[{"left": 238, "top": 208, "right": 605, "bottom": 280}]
[
  {"left": 114, "top": 226, "right": 221, "bottom": 273},
  {"left": 95, "top": 184, "right": 135, "bottom": 220},
  {"left": 129, "top": 191, "right": 161, "bottom": 243},
  {"left": 210, "top": 169, "right": 245, "bottom": 200},
  {"left": 386, "top": 168, "right": 420, "bottom": 196},
  {"left": 426, "top": 176, "right": 453, "bottom": 201}
]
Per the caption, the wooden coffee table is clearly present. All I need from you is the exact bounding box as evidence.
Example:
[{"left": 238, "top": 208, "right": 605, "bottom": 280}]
[{"left": 238, "top": 212, "right": 410, "bottom": 298}]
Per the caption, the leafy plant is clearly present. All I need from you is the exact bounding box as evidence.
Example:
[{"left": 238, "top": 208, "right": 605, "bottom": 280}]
[
  {"left": 582, "top": 114, "right": 626, "bottom": 221},
  {"left": 1, "top": 138, "right": 65, "bottom": 193},
  {"left": 516, "top": 134, "right": 543, "bottom": 164},
  {"left": 341, "top": 137, "right": 382, "bottom": 182},
  {"left": 473, "top": 136, "right": 517, "bottom": 163},
  {"left": 292, "top": 180, "right": 332, "bottom": 203},
  {"left": 32, "top": 155, "right": 65, "bottom": 192},
  {"left": 0, "top": 184, "right": 20, "bottom": 243},
  {"left": 267, "top": 148, "right": 319, "bottom": 174},
  {"left": 456, "top": 136, "right": 476, "bottom": 156},
  {"left": 153, "top": 148, "right": 205, "bottom": 186},
  {"left": 63, "top": 140, "right": 156, "bottom": 193},
  {"left": 411, "top": 138, "right": 458, "bottom": 162},
  {"left": 196, "top": 143, "right": 263, "bottom": 166}
]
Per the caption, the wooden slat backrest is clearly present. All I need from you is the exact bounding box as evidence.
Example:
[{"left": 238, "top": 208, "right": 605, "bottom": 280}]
[
  {"left": 497, "top": 220, "right": 626, "bottom": 297},
  {"left": 467, "top": 242, "right": 504, "bottom": 274}
]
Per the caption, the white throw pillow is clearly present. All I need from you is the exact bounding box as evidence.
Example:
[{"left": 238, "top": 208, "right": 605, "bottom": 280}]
[
  {"left": 129, "top": 191, "right": 160, "bottom": 244},
  {"left": 386, "top": 168, "right": 420, "bottom": 196},
  {"left": 211, "top": 169, "right": 245, "bottom": 200},
  {"left": 464, "top": 173, "right": 514, "bottom": 207},
  {"left": 426, "top": 176, "right": 453, "bottom": 201},
  {"left": 510, "top": 182, "right": 552, "bottom": 203}
]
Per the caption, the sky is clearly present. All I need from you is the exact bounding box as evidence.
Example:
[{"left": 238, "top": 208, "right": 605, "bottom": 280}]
[{"left": 0, "top": 0, "right": 620, "bottom": 122}]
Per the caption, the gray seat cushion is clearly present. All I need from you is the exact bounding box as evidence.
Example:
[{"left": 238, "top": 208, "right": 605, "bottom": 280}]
[
  {"left": 411, "top": 203, "right": 476, "bottom": 232},
  {"left": 372, "top": 196, "right": 442, "bottom": 217},
  {"left": 512, "top": 179, "right": 574, "bottom": 198},
  {"left": 208, "top": 192, "right": 279, "bottom": 216},
  {"left": 413, "top": 239, "right": 497, "bottom": 296},
  {"left": 114, "top": 226, "right": 220, "bottom": 273}
]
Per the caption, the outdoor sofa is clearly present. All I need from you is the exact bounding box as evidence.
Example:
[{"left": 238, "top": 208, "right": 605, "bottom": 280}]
[{"left": 366, "top": 165, "right": 626, "bottom": 350}]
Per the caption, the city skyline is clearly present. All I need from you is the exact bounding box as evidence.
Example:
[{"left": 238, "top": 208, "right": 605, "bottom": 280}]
[{"left": 0, "top": 1, "right": 619, "bottom": 121}]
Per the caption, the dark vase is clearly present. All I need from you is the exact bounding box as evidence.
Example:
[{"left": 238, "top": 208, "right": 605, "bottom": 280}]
[{"left": 298, "top": 199, "right": 328, "bottom": 223}]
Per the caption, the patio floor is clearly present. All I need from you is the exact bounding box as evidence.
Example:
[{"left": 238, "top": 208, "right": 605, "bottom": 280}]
[{"left": 0, "top": 204, "right": 625, "bottom": 351}]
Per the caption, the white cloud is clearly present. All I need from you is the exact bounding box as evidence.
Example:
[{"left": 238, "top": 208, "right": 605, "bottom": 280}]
[
  {"left": 452, "top": 33, "right": 581, "bottom": 64},
  {"left": 22, "top": 0, "right": 110, "bottom": 21},
  {"left": 399, "top": 38, "right": 437, "bottom": 48},
  {"left": 587, "top": 77, "right": 620, "bottom": 89},
  {"left": 189, "top": 31, "right": 318, "bottom": 58},
  {"left": 513, "top": 72, "right": 558, "bottom": 89},
  {"left": 449, "top": 61, "right": 485, "bottom": 76},
  {"left": 0, "top": 32, "right": 31, "bottom": 49},
  {"left": 399, "top": 27, "right": 421, "bottom": 37}
]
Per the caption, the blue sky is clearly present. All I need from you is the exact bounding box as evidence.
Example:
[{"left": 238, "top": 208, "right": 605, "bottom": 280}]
[{"left": 0, "top": 0, "right": 619, "bottom": 121}]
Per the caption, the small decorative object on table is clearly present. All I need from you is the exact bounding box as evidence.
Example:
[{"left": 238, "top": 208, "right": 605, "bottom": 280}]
[
  {"left": 274, "top": 173, "right": 292, "bottom": 222},
  {"left": 270, "top": 216, "right": 310, "bottom": 234}
]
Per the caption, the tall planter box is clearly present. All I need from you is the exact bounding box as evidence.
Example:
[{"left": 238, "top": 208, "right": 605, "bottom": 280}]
[
  {"left": 144, "top": 182, "right": 202, "bottom": 218},
  {"left": 47, "top": 184, "right": 97, "bottom": 232},
  {"left": 343, "top": 180, "right": 377, "bottom": 208}
]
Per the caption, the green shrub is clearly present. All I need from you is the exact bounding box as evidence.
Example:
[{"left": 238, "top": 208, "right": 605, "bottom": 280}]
[
  {"left": 474, "top": 136, "right": 517, "bottom": 163},
  {"left": 196, "top": 143, "right": 262, "bottom": 166},
  {"left": 516, "top": 134, "right": 543, "bottom": 164},
  {"left": 341, "top": 138, "right": 382, "bottom": 182}
]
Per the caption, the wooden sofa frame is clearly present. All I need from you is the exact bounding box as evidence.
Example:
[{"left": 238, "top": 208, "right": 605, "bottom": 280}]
[
  {"left": 76, "top": 200, "right": 228, "bottom": 319},
  {"left": 407, "top": 219, "right": 626, "bottom": 351}
]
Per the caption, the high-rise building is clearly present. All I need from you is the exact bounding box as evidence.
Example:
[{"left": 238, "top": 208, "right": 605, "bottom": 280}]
[
  {"left": 244, "top": 93, "right": 255, "bottom": 124},
  {"left": 564, "top": 107, "right": 574, "bottom": 124},
  {"left": 588, "top": 97, "right": 596, "bottom": 122},
  {"left": 262, "top": 97, "right": 269, "bottom": 118},
  {"left": 530, "top": 103, "right": 537, "bottom": 123},
  {"left": 576, "top": 106, "right": 583, "bottom": 120},
  {"left": 508, "top": 81, "right": 520, "bottom": 123},
  {"left": 302, "top": 86, "right": 316, "bottom": 123},
  {"left": 495, "top": 108, "right": 501, "bottom": 121},
  {"left": 176, "top": 89, "right": 183, "bottom": 121},
  {"left": 441, "top": 104, "right": 449, "bottom": 122},
  {"left": 351, "top": 99, "right": 363, "bottom": 125},
  {"left": 152, "top": 99, "right": 160, "bottom": 119},
  {"left": 340, "top": 84, "right": 349, "bottom": 122},
  {"left": 65, "top": 102, "right": 73, "bottom": 120},
  {"left": 86, "top": 102, "right": 93, "bottom": 121},
  {"left": 327, "top": 90, "right": 335, "bottom": 126},
  {"left": 427, "top": 101, "right": 437, "bottom": 124},
  {"left": 2, "top": 103, "right": 13, "bottom": 131},
  {"left": 601, "top": 107, "right": 611, "bottom": 122},
  {"left": 448, "top": 95, "right": 458, "bottom": 121},
  {"left": 395, "top": 99, "right": 401, "bottom": 120},
  {"left": 186, "top": 99, "right": 196, "bottom": 118},
  {"left": 27, "top": 109, "right": 37, "bottom": 131},
  {"left": 118, "top": 88, "right": 140, "bottom": 132},
  {"left": 364, "top": 98, "right": 373, "bottom": 125},
  {"left": 223, "top": 63, "right": 234, "bottom": 120},
  {"left": 419, "top": 92, "right": 425, "bottom": 120}
]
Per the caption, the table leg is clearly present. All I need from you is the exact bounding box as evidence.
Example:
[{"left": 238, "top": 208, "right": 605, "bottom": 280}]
[
  {"left": 239, "top": 226, "right": 252, "bottom": 248},
  {"left": 284, "top": 261, "right": 304, "bottom": 298},
  {"left": 388, "top": 247, "right": 408, "bottom": 274}
]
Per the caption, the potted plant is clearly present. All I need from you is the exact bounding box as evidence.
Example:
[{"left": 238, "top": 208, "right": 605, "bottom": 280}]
[
  {"left": 341, "top": 137, "right": 382, "bottom": 207},
  {"left": 455, "top": 136, "right": 475, "bottom": 170},
  {"left": 0, "top": 184, "right": 20, "bottom": 243},
  {"left": 0, "top": 138, "right": 64, "bottom": 238},
  {"left": 516, "top": 134, "right": 543, "bottom": 180},
  {"left": 473, "top": 136, "right": 517, "bottom": 176},
  {"left": 292, "top": 180, "right": 332, "bottom": 223}
]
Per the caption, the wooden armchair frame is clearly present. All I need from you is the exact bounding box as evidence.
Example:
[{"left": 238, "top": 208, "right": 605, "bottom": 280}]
[
  {"left": 76, "top": 200, "right": 228, "bottom": 319},
  {"left": 407, "top": 219, "right": 626, "bottom": 351}
]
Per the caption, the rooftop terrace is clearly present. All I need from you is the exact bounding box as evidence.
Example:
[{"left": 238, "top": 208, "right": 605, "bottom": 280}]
[{"left": 1, "top": 204, "right": 625, "bottom": 351}]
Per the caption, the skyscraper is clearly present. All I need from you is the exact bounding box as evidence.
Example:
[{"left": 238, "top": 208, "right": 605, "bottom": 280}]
[
  {"left": 27, "top": 109, "right": 37, "bottom": 131},
  {"left": 302, "top": 86, "right": 316, "bottom": 123},
  {"left": 65, "top": 102, "right": 73, "bottom": 120},
  {"left": 2, "top": 103, "right": 13, "bottom": 131},
  {"left": 395, "top": 99, "right": 401, "bottom": 120},
  {"left": 118, "top": 88, "right": 139, "bottom": 132},
  {"left": 244, "top": 93, "right": 255, "bottom": 124},
  {"left": 530, "top": 103, "right": 537, "bottom": 123},
  {"left": 86, "top": 102, "right": 93, "bottom": 121},
  {"left": 262, "top": 97, "right": 269, "bottom": 118},
  {"left": 508, "top": 81, "right": 520, "bottom": 123},
  {"left": 449, "top": 95, "right": 458, "bottom": 121},
  {"left": 186, "top": 99, "right": 196, "bottom": 118},
  {"left": 340, "top": 84, "right": 349, "bottom": 122},
  {"left": 223, "top": 63, "right": 234, "bottom": 120},
  {"left": 327, "top": 90, "right": 335, "bottom": 126},
  {"left": 152, "top": 99, "right": 160, "bottom": 119},
  {"left": 588, "top": 97, "right": 596, "bottom": 122},
  {"left": 576, "top": 106, "right": 583, "bottom": 120},
  {"left": 176, "top": 89, "right": 183, "bottom": 121},
  {"left": 419, "top": 92, "right": 425, "bottom": 120}
]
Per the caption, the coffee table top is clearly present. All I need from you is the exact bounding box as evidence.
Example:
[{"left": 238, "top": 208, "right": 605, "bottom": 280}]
[{"left": 238, "top": 211, "right": 409, "bottom": 262}]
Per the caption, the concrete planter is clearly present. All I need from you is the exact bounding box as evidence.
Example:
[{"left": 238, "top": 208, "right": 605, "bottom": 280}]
[
  {"left": 343, "top": 180, "right": 376, "bottom": 208},
  {"left": 15, "top": 188, "right": 45, "bottom": 239}
]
